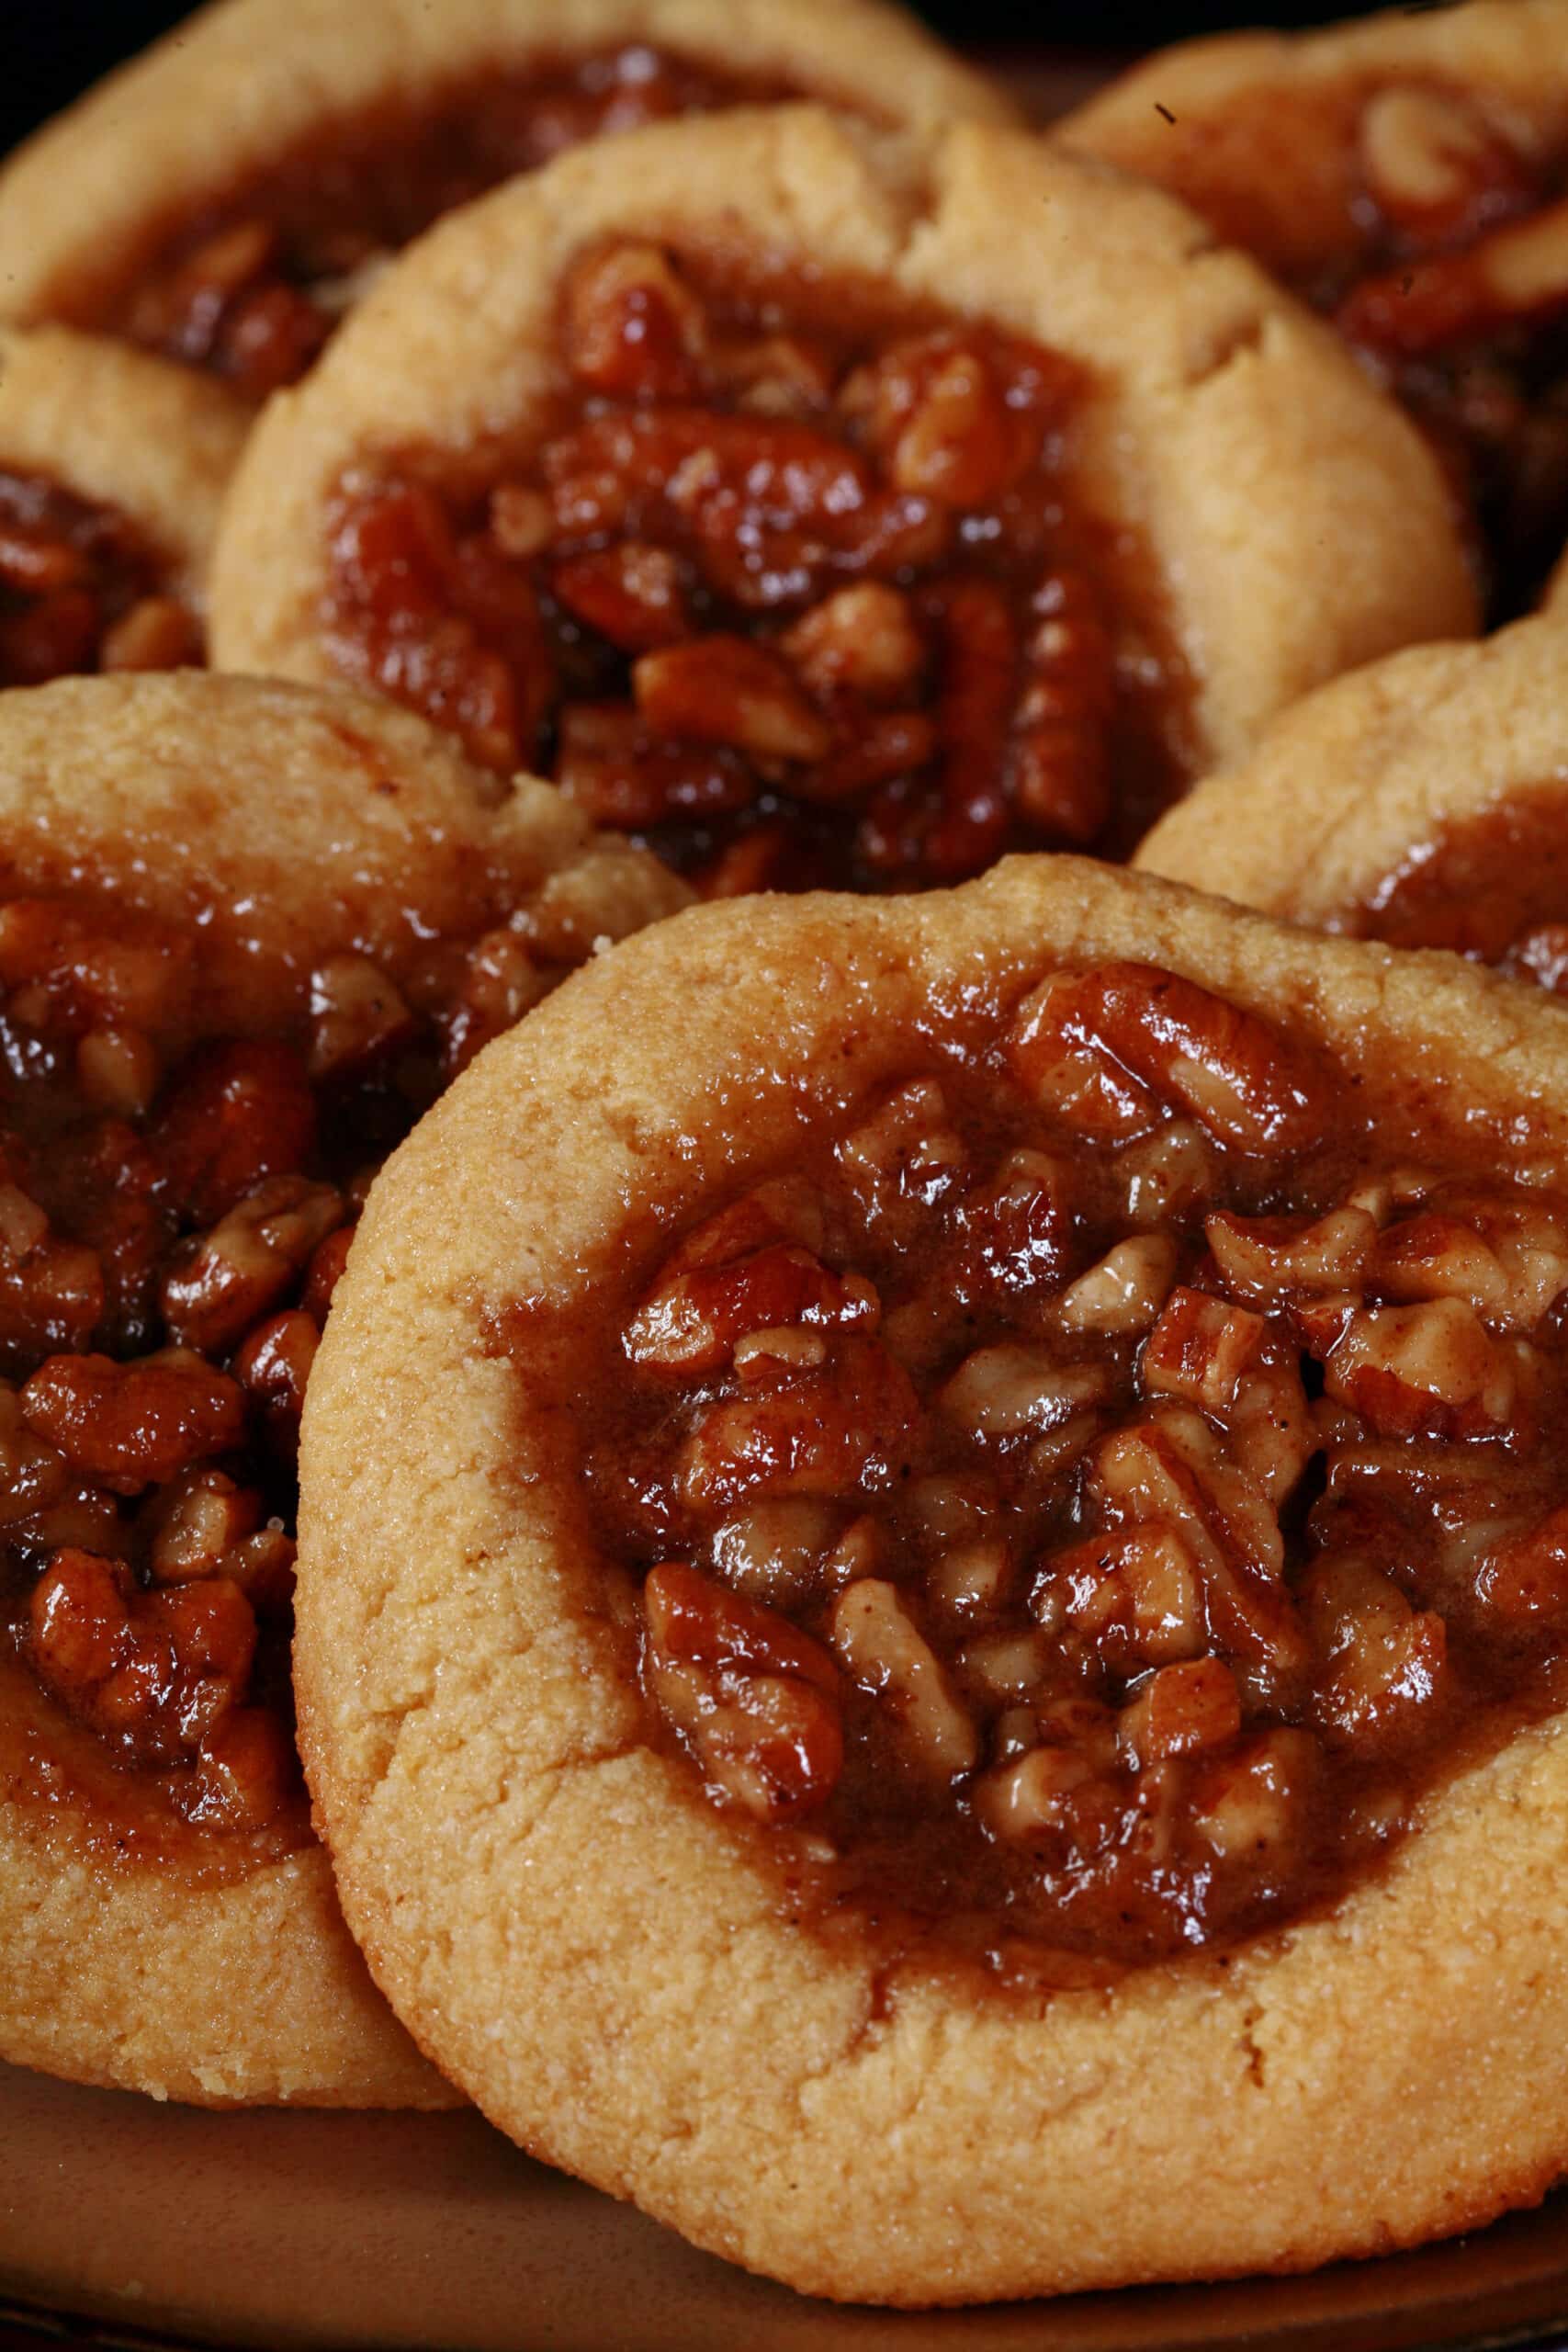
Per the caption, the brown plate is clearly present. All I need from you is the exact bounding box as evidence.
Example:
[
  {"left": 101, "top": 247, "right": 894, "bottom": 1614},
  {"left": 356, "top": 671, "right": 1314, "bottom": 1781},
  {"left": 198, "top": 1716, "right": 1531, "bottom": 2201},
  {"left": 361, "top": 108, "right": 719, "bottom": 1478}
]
[{"left": 2, "top": 2058, "right": 1568, "bottom": 2350}]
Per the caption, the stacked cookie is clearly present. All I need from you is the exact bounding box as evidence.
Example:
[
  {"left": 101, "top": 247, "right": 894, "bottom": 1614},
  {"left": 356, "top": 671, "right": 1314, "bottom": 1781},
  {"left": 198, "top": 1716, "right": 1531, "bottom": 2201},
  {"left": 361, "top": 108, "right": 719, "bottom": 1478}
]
[{"left": 5, "top": 0, "right": 1568, "bottom": 2311}]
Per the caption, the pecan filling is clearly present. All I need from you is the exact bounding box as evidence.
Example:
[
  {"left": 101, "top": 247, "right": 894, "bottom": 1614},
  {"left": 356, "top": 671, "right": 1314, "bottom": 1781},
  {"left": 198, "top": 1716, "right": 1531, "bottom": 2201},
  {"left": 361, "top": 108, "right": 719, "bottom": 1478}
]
[
  {"left": 323, "top": 243, "right": 1185, "bottom": 895},
  {"left": 116, "top": 46, "right": 811, "bottom": 398},
  {"left": 1314, "top": 83, "right": 1568, "bottom": 613},
  {"left": 0, "top": 469, "right": 202, "bottom": 687},
  {"left": 0, "top": 887, "right": 580, "bottom": 1872},
  {"left": 577, "top": 963, "right": 1568, "bottom": 1980},
  {"left": 1342, "top": 787, "right": 1568, "bottom": 991}
]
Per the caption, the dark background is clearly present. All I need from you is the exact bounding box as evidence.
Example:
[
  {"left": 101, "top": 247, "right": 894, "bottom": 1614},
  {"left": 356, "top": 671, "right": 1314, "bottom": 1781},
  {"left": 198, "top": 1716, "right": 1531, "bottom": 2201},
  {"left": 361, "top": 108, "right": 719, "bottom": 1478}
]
[{"left": 1, "top": 2, "right": 1388, "bottom": 156}]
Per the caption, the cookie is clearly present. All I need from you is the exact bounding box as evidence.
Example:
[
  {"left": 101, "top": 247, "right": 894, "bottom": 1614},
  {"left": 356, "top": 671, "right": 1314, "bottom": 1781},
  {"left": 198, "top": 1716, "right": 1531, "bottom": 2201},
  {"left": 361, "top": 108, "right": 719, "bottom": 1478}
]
[
  {"left": 1134, "top": 611, "right": 1568, "bottom": 987},
  {"left": 298, "top": 855, "right": 1568, "bottom": 2301},
  {"left": 0, "top": 0, "right": 1014, "bottom": 400},
  {"left": 1058, "top": 0, "right": 1568, "bottom": 615},
  {"left": 209, "top": 106, "right": 1475, "bottom": 893},
  {"left": 0, "top": 325, "right": 249, "bottom": 684},
  {"left": 0, "top": 670, "right": 687, "bottom": 2108}
]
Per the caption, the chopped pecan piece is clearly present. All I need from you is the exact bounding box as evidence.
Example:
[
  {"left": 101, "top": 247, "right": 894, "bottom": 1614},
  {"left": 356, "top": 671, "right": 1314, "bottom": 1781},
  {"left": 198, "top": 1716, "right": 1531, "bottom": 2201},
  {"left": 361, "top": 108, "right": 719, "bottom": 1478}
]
[
  {"left": 1060, "top": 1237, "right": 1179, "bottom": 1336},
  {"left": 1009, "top": 570, "right": 1115, "bottom": 846},
  {"left": 626, "top": 1244, "right": 875, "bottom": 1378},
  {"left": 75, "top": 1026, "right": 161, "bottom": 1119},
  {"left": 182, "top": 1705, "right": 300, "bottom": 1829},
  {"left": 836, "top": 1080, "right": 966, "bottom": 1243},
  {"left": 1142, "top": 1288, "right": 1266, "bottom": 1413},
  {"left": 642, "top": 1561, "right": 842, "bottom": 1821},
  {"left": 29, "top": 1546, "right": 257, "bottom": 1766},
  {"left": 1375, "top": 1195, "right": 1568, "bottom": 1329},
  {"left": 940, "top": 1345, "right": 1111, "bottom": 1439},
  {"left": 551, "top": 544, "right": 692, "bottom": 650},
  {"left": 1089, "top": 1419, "right": 1305, "bottom": 1683},
  {"left": 144, "top": 1465, "right": 260, "bottom": 1584},
  {"left": 1188, "top": 1728, "right": 1320, "bottom": 1866},
  {"left": 840, "top": 329, "right": 1064, "bottom": 506},
  {"left": 1322, "top": 1298, "right": 1517, "bottom": 1440},
  {"left": 1301, "top": 1556, "right": 1449, "bottom": 1746},
  {"left": 161, "top": 1177, "right": 344, "bottom": 1355},
  {"left": 1206, "top": 1204, "right": 1377, "bottom": 1305},
  {"left": 633, "top": 636, "right": 831, "bottom": 763},
  {"left": 781, "top": 583, "right": 926, "bottom": 705},
  {"left": 0, "top": 1213, "right": 105, "bottom": 1364},
  {"left": 555, "top": 702, "right": 753, "bottom": 829},
  {"left": 959, "top": 1147, "right": 1074, "bottom": 1294},
  {"left": 1473, "top": 1504, "right": 1568, "bottom": 1620},
  {"left": 1118, "top": 1657, "right": 1241, "bottom": 1768},
  {"left": 1012, "top": 965, "right": 1331, "bottom": 1156},
  {"left": 563, "top": 243, "right": 709, "bottom": 401},
  {"left": 232, "top": 1310, "right": 320, "bottom": 1454},
  {"left": 709, "top": 1497, "right": 845, "bottom": 1611},
  {"left": 977, "top": 1745, "right": 1100, "bottom": 1841},
  {"left": 309, "top": 956, "right": 415, "bottom": 1079},
  {"left": 152, "top": 1039, "right": 317, "bottom": 1225},
  {"left": 681, "top": 1334, "right": 919, "bottom": 1512},
  {"left": 829, "top": 1577, "right": 978, "bottom": 1779},
  {"left": 1041, "top": 1522, "right": 1207, "bottom": 1668},
  {"left": 100, "top": 595, "right": 203, "bottom": 673},
  {"left": 22, "top": 1351, "right": 245, "bottom": 1490}
]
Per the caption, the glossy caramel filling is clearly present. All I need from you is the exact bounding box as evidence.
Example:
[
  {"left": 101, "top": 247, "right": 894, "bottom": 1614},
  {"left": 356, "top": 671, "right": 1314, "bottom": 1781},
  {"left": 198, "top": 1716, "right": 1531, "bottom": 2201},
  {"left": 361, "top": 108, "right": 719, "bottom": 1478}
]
[
  {"left": 322, "top": 243, "right": 1190, "bottom": 895},
  {"left": 566, "top": 963, "right": 1568, "bottom": 1981},
  {"left": 0, "top": 469, "right": 200, "bottom": 688},
  {"left": 1344, "top": 786, "right": 1568, "bottom": 989},
  {"left": 112, "top": 46, "right": 816, "bottom": 397},
  {"left": 0, "top": 884, "right": 584, "bottom": 1880},
  {"left": 1311, "top": 81, "right": 1568, "bottom": 616}
]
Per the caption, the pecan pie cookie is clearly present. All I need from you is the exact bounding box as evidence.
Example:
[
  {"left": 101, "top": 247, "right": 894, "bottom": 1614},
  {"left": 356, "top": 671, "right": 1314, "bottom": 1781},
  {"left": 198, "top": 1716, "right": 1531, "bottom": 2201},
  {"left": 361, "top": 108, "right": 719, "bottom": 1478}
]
[
  {"left": 0, "top": 326, "right": 249, "bottom": 684},
  {"left": 298, "top": 857, "right": 1568, "bottom": 2301},
  {"left": 1059, "top": 0, "right": 1568, "bottom": 616},
  {"left": 0, "top": 0, "right": 1014, "bottom": 401},
  {"left": 0, "top": 670, "right": 686, "bottom": 2109},
  {"left": 209, "top": 107, "right": 1475, "bottom": 895},
  {"left": 1134, "top": 612, "right": 1568, "bottom": 989}
]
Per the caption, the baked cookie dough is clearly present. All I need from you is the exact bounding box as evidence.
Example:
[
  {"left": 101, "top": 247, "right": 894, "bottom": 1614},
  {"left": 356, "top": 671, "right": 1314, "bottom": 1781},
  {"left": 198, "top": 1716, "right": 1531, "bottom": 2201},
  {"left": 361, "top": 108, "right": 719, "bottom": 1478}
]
[
  {"left": 0, "top": 670, "right": 686, "bottom": 2109},
  {"left": 1059, "top": 0, "right": 1568, "bottom": 616},
  {"left": 209, "top": 106, "right": 1475, "bottom": 892},
  {"left": 0, "top": 0, "right": 1015, "bottom": 399},
  {"left": 298, "top": 856, "right": 1568, "bottom": 2301},
  {"left": 0, "top": 326, "right": 249, "bottom": 684},
  {"left": 1134, "top": 611, "right": 1568, "bottom": 984}
]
